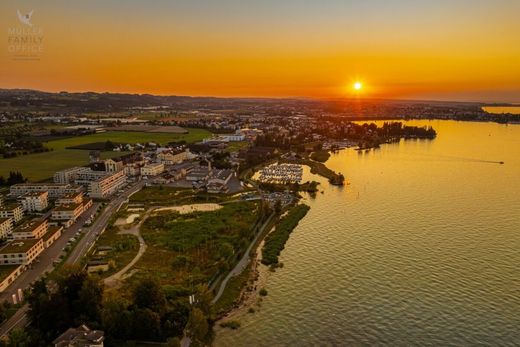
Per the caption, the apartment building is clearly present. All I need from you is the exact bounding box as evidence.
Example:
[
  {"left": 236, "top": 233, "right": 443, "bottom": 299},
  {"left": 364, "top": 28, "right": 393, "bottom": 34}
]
[
  {"left": 141, "top": 163, "right": 165, "bottom": 177},
  {"left": 11, "top": 218, "right": 48, "bottom": 240},
  {"left": 43, "top": 225, "right": 63, "bottom": 248},
  {"left": 104, "top": 159, "right": 124, "bottom": 173},
  {"left": 0, "top": 204, "right": 24, "bottom": 223},
  {"left": 51, "top": 198, "right": 92, "bottom": 227},
  {"left": 53, "top": 167, "right": 90, "bottom": 184},
  {"left": 75, "top": 169, "right": 126, "bottom": 199},
  {"left": 0, "top": 238, "right": 44, "bottom": 265},
  {"left": 19, "top": 191, "right": 49, "bottom": 212},
  {"left": 10, "top": 183, "right": 83, "bottom": 199},
  {"left": 56, "top": 192, "right": 84, "bottom": 206},
  {"left": 157, "top": 150, "right": 190, "bottom": 165},
  {"left": 0, "top": 218, "right": 13, "bottom": 239}
]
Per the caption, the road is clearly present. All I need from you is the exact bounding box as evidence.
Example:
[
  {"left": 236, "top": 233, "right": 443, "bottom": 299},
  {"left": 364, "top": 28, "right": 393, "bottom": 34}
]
[
  {"left": 211, "top": 212, "right": 275, "bottom": 304},
  {"left": 0, "top": 181, "right": 144, "bottom": 338}
]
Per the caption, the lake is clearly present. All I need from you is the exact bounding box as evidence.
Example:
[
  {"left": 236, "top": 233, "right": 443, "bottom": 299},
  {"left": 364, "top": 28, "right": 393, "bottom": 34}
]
[{"left": 215, "top": 120, "right": 520, "bottom": 346}]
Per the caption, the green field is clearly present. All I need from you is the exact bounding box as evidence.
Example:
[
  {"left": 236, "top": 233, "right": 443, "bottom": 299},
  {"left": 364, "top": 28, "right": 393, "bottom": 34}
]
[
  {"left": 0, "top": 128, "right": 210, "bottom": 182},
  {"left": 45, "top": 128, "right": 210, "bottom": 150},
  {"left": 128, "top": 200, "right": 259, "bottom": 290}
]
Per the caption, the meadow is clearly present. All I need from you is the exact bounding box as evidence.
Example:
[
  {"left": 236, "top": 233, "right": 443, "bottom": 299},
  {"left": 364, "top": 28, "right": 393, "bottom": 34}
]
[
  {"left": 129, "top": 200, "right": 259, "bottom": 291},
  {"left": 0, "top": 128, "right": 210, "bottom": 181}
]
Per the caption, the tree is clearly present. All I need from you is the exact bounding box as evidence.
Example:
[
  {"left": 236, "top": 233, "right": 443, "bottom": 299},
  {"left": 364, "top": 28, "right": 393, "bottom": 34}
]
[
  {"left": 131, "top": 308, "right": 162, "bottom": 341},
  {"left": 132, "top": 277, "right": 166, "bottom": 315},
  {"left": 101, "top": 296, "right": 132, "bottom": 340},
  {"left": 185, "top": 308, "right": 209, "bottom": 346}
]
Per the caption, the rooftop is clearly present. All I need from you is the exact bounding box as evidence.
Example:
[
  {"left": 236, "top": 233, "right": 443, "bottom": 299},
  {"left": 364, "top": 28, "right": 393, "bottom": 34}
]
[
  {"left": 53, "top": 203, "right": 82, "bottom": 212},
  {"left": 13, "top": 218, "right": 47, "bottom": 234},
  {"left": 53, "top": 325, "right": 105, "bottom": 347},
  {"left": 22, "top": 191, "right": 48, "bottom": 198},
  {"left": 43, "top": 226, "right": 63, "bottom": 241},
  {"left": 0, "top": 239, "right": 41, "bottom": 254}
]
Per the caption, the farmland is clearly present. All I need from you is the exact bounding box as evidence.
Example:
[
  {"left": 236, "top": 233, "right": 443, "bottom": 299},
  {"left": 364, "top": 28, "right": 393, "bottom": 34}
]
[{"left": 0, "top": 128, "right": 210, "bottom": 181}]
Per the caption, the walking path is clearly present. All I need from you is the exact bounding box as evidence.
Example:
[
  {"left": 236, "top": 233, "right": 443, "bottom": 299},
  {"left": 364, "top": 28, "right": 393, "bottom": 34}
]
[
  {"left": 211, "top": 212, "right": 275, "bottom": 304},
  {"left": 103, "top": 209, "right": 151, "bottom": 288}
]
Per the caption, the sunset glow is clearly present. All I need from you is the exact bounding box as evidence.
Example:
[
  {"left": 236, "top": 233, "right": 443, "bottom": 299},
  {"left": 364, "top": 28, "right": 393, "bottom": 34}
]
[{"left": 1, "top": 1, "right": 520, "bottom": 102}]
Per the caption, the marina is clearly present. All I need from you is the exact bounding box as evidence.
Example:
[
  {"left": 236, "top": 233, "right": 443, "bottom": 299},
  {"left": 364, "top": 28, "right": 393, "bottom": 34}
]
[{"left": 258, "top": 164, "right": 303, "bottom": 184}]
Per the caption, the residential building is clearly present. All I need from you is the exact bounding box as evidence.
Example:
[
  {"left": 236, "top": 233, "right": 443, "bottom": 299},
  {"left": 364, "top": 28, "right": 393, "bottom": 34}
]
[
  {"left": 43, "top": 225, "right": 63, "bottom": 248},
  {"left": 56, "top": 192, "right": 84, "bottom": 206},
  {"left": 141, "top": 163, "right": 165, "bottom": 177},
  {"left": 19, "top": 191, "right": 49, "bottom": 212},
  {"left": 0, "top": 265, "right": 23, "bottom": 292},
  {"left": 0, "top": 204, "right": 24, "bottom": 223},
  {"left": 0, "top": 218, "right": 13, "bottom": 239},
  {"left": 186, "top": 166, "right": 212, "bottom": 182},
  {"left": 0, "top": 238, "right": 44, "bottom": 265},
  {"left": 157, "top": 149, "right": 190, "bottom": 165},
  {"left": 10, "top": 183, "right": 82, "bottom": 199},
  {"left": 104, "top": 158, "right": 124, "bottom": 173},
  {"left": 53, "top": 325, "right": 105, "bottom": 347},
  {"left": 53, "top": 167, "right": 90, "bottom": 184},
  {"left": 0, "top": 194, "right": 3, "bottom": 208},
  {"left": 75, "top": 169, "right": 126, "bottom": 199},
  {"left": 11, "top": 218, "right": 48, "bottom": 240},
  {"left": 51, "top": 199, "right": 92, "bottom": 227}
]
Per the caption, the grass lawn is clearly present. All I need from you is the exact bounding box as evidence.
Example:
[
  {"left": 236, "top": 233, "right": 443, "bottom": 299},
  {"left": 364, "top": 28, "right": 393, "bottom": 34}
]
[
  {"left": 129, "top": 186, "right": 240, "bottom": 207},
  {"left": 227, "top": 141, "right": 249, "bottom": 152},
  {"left": 89, "top": 224, "right": 140, "bottom": 279},
  {"left": 0, "top": 149, "right": 125, "bottom": 182},
  {"left": 45, "top": 128, "right": 210, "bottom": 150},
  {"left": 0, "top": 128, "right": 210, "bottom": 181}
]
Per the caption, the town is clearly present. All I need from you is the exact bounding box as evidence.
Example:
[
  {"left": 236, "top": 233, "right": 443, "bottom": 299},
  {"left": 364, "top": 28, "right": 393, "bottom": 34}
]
[{"left": 0, "top": 91, "right": 440, "bottom": 346}]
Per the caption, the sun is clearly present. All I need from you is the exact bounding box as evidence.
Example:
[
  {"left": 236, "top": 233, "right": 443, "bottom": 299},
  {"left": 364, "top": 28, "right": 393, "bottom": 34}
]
[{"left": 353, "top": 81, "right": 363, "bottom": 91}]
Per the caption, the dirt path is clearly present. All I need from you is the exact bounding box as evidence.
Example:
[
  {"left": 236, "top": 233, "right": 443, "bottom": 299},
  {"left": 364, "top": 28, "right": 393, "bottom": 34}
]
[{"left": 103, "top": 210, "right": 152, "bottom": 288}]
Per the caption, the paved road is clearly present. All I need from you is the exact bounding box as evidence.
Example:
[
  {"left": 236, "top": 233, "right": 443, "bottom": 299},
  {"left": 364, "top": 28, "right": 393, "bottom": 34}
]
[
  {"left": 211, "top": 212, "right": 275, "bottom": 304},
  {"left": 0, "top": 181, "right": 144, "bottom": 337}
]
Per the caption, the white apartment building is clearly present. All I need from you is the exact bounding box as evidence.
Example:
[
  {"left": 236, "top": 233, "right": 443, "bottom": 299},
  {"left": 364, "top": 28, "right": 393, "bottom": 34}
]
[
  {"left": 0, "top": 204, "right": 24, "bottom": 223},
  {"left": 20, "top": 191, "right": 49, "bottom": 212},
  {"left": 75, "top": 169, "right": 126, "bottom": 199},
  {"left": 0, "top": 218, "right": 13, "bottom": 239},
  {"left": 10, "top": 183, "right": 82, "bottom": 199},
  {"left": 53, "top": 167, "right": 90, "bottom": 184},
  {"left": 0, "top": 238, "right": 44, "bottom": 265},
  {"left": 141, "top": 163, "right": 165, "bottom": 177}
]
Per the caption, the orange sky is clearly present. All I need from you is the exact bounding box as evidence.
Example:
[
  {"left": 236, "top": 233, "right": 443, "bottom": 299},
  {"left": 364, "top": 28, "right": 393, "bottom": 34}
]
[{"left": 1, "top": 1, "right": 520, "bottom": 102}]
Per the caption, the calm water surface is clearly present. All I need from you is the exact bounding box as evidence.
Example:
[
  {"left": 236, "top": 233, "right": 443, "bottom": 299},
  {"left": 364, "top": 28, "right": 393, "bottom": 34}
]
[{"left": 216, "top": 120, "right": 520, "bottom": 347}]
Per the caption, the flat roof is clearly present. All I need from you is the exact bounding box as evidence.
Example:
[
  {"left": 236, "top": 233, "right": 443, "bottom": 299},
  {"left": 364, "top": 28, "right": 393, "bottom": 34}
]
[
  {"left": 22, "top": 191, "right": 48, "bottom": 197},
  {"left": 13, "top": 218, "right": 46, "bottom": 234},
  {"left": 0, "top": 239, "right": 41, "bottom": 254},
  {"left": 43, "top": 226, "right": 63, "bottom": 241},
  {"left": 53, "top": 203, "right": 82, "bottom": 212},
  {"left": 0, "top": 265, "right": 22, "bottom": 282},
  {"left": 59, "top": 192, "right": 84, "bottom": 199}
]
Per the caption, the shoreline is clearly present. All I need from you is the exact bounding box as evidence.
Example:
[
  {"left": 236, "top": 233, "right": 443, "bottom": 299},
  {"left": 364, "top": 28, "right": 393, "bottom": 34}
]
[{"left": 214, "top": 226, "right": 274, "bottom": 330}]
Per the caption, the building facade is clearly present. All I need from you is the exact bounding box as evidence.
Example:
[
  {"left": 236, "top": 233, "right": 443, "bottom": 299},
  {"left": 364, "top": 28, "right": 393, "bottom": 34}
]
[{"left": 20, "top": 191, "right": 49, "bottom": 212}]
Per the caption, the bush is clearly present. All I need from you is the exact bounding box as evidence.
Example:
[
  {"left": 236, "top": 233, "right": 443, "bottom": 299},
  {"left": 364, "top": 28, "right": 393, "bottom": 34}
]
[
  {"left": 261, "top": 204, "right": 310, "bottom": 265},
  {"left": 220, "top": 320, "right": 241, "bottom": 330},
  {"left": 259, "top": 288, "right": 268, "bottom": 296}
]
